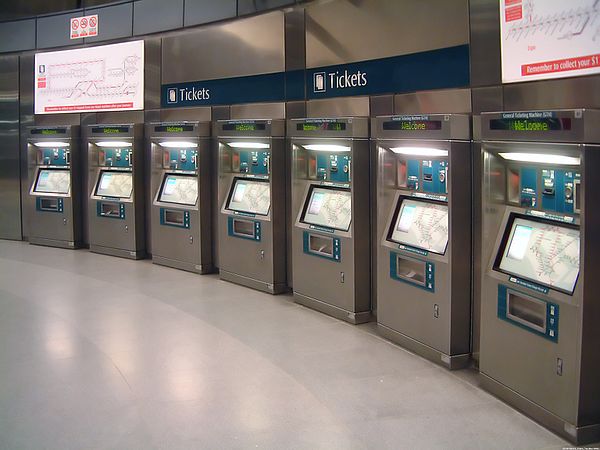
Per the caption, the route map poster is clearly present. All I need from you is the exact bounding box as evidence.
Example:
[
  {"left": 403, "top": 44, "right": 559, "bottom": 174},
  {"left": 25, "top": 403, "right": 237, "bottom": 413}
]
[
  {"left": 34, "top": 40, "right": 144, "bottom": 114},
  {"left": 500, "top": 0, "right": 600, "bottom": 83}
]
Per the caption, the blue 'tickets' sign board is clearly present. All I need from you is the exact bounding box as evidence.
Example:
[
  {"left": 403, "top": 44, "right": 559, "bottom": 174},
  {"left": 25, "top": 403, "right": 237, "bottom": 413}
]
[{"left": 161, "top": 45, "right": 470, "bottom": 107}]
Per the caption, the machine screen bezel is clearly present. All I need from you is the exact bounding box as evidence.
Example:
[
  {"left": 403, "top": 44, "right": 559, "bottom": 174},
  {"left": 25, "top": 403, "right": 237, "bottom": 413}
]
[
  {"left": 300, "top": 185, "right": 352, "bottom": 232},
  {"left": 493, "top": 212, "right": 580, "bottom": 295},
  {"left": 225, "top": 177, "right": 271, "bottom": 216},
  {"left": 158, "top": 173, "right": 199, "bottom": 206},
  {"left": 386, "top": 196, "right": 449, "bottom": 255},
  {"left": 34, "top": 168, "right": 71, "bottom": 194},
  {"left": 94, "top": 170, "right": 133, "bottom": 199}
]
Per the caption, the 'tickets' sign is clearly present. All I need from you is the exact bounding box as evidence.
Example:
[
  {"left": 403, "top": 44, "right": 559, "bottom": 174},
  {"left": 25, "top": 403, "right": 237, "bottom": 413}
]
[{"left": 70, "top": 15, "right": 98, "bottom": 40}]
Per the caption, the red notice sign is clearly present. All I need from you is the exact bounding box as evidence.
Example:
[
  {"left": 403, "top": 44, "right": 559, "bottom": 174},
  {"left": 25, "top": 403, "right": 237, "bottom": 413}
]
[
  {"left": 505, "top": 5, "right": 523, "bottom": 22},
  {"left": 522, "top": 54, "right": 600, "bottom": 76}
]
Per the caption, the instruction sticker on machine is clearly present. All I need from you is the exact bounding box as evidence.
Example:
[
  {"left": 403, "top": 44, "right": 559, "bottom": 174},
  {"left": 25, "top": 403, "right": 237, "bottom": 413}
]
[
  {"left": 34, "top": 40, "right": 144, "bottom": 114},
  {"left": 500, "top": 0, "right": 600, "bottom": 83}
]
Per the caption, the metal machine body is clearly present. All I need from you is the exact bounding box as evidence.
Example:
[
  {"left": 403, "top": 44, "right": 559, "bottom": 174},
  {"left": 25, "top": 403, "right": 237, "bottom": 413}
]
[
  {"left": 477, "top": 109, "right": 600, "bottom": 445},
  {"left": 374, "top": 114, "right": 472, "bottom": 369},
  {"left": 290, "top": 117, "right": 370, "bottom": 324},
  {"left": 216, "top": 119, "right": 286, "bottom": 294},
  {"left": 87, "top": 124, "right": 145, "bottom": 259},
  {"left": 148, "top": 122, "right": 213, "bottom": 274},
  {"left": 26, "top": 125, "right": 82, "bottom": 249}
]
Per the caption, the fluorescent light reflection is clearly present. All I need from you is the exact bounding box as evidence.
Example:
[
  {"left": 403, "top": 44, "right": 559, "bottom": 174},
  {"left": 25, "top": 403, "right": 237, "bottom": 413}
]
[
  {"left": 159, "top": 141, "right": 199, "bottom": 148},
  {"left": 499, "top": 152, "right": 580, "bottom": 166},
  {"left": 226, "top": 142, "right": 270, "bottom": 149},
  {"left": 303, "top": 144, "right": 350, "bottom": 152},
  {"left": 390, "top": 147, "right": 448, "bottom": 157},
  {"left": 96, "top": 141, "right": 133, "bottom": 147},
  {"left": 34, "top": 141, "right": 70, "bottom": 148}
]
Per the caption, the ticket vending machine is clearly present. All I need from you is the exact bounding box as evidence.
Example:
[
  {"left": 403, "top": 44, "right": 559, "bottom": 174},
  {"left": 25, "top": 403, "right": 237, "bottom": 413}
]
[
  {"left": 477, "top": 110, "right": 600, "bottom": 444},
  {"left": 216, "top": 119, "right": 286, "bottom": 294},
  {"left": 27, "top": 125, "right": 82, "bottom": 249},
  {"left": 374, "top": 114, "right": 472, "bottom": 369},
  {"left": 149, "top": 122, "right": 213, "bottom": 274},
  {"left": 290, "top": 118, "right": 370, "bottom": 323},
  {"left": 87, "top": 124, "right": 145, "bottom": 259}
]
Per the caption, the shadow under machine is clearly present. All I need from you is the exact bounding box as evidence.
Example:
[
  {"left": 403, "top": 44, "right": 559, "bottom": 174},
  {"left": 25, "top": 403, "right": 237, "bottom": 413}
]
[
  {"left": 477, "top": 109, "right": 600, "bottom": 445},
  {"left": 290, "top": 118, "right": 370, "bottom": 324},
  {"left": 374, "top": 114, "right": 472, "bottom": 369},
  {"left": 216, "top": 120, "right": 286, "bottom": 294},
  {"left": 149, "top": 122, "right": 213, "bottom": 274},
  {"left": 86, "top": 124, "right": 145, "bottom": 259},
  {"left": 26, "top": 125, "right": 82, "bottom": 249}
]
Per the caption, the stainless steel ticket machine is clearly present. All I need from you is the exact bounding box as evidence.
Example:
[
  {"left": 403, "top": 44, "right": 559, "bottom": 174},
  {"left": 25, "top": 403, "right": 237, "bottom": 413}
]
[
  {"left": 374, "top": 114, "right": 472, "bottom": 369},
  {"left": 87, "top": 124, "right": 145, "bottom": 259},
  {"left": 26, "top": 125, "right": 82, "bottom": 249},
  {"left": 216, "top": 119, "right": 287, "bottom": 294},
  {"left": 476, "top": 109, "right": 600, "bottom": 445},
  {"left": 148, "top": 122, "right": 213, "bottom": 274},
  {"left": 290, "top": 117, "right": 370, "bottom": 324}
]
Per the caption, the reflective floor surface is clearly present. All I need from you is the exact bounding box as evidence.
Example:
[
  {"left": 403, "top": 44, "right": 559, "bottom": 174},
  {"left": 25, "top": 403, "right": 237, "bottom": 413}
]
[{"left": 0, "top": 241, "right": 595, "bottom": 449}]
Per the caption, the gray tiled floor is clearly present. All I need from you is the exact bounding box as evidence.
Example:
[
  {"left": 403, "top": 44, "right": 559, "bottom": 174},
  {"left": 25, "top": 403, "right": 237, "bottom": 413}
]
[{"left": 0, "top": 240, "right": 594, "bottom": 449}]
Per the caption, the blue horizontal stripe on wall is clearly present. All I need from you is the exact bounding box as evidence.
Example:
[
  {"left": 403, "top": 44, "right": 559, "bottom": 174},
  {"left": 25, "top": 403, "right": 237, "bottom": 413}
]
[
  {"left": 161, "top": 45, "right": 470, "bottom": 107},
  {"left": 306, "top": 45, "right": 470, "bottom": 99},
  {"left": 162, "top": 72, "right": 286, "bottom": 107}
]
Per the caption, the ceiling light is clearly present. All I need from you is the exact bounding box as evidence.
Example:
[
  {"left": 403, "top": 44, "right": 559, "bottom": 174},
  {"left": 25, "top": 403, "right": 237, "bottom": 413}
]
[
  {"left": 95, "top": 141, "right": 133, "bottom": 147},
  {"left": 303, "top": 144, "right": 351, "bottom": 152},
  {"left": 499, "top": 152, "right": 580, "bottom": 165},
  {"left": 226, "top": 142, "right": 270, "bottom": 149},
  {"left": 390, "top": 147, "right": 448, "bottom": 157},
  {"left": 33, "top": 141, "right": 70, "bottom": 147},
  {"left": 159, "top": 141, "right": 198, "bottom": 148}
]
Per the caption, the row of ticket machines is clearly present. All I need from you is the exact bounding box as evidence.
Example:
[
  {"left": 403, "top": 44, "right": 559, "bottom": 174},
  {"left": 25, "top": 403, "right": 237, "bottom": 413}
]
[{"left": 25, "top": 110, "right": 599, "bottom": 444}]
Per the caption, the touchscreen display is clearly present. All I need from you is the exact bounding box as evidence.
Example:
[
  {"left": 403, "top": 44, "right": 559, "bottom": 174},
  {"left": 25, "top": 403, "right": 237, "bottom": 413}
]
[
  {"left": 498, "top": 216, "right": 580, "bottom": 294},
  {"left": 95, "top": 171, "right": 133, "bottom": 198},
  {"left": 302, "top": 187, "right": 352, "bottom": 231},
  {"left": 159, "top": 174, "right": 198, "bottom": 206},
  {"left": 226, "top": 179, "right": 270, "bottom": 215},
  {"left": 34, "top": 169, "right": 70, "bottom": 194},
  {"left": 389, "top": 198, "right": 449, "bottom": 254}
]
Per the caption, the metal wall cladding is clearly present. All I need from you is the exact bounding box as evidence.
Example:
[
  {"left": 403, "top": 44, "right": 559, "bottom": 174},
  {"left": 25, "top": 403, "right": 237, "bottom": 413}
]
[
  {"left": 37, "top": 11, "right": 83, "bottom": 49},
  {"left": 184, "top": 0, "right": 237, "bottom": 27},
  {"left": 84, "top": 2, "right": 133, "bottom": 43},
  {"left": 469, "top": 0, "right": 502, "bottom": 87},
  {"left": 0, "top": 19, "right": 36, "bottom": 53},
  {"left": 0, "top": 55, "right": 22, "bottom": 240},
  {"left": 134, "top": 0, "right": 183, "bottom": 35},
  {"left": 305, "top": 0, "right": 469, "bottom": 68},
  {"left": 161, "top": 11, "right": 285, "bottom": 84},
  {"left": 238, "top": 0, "right": 296, "bottom": 15}
]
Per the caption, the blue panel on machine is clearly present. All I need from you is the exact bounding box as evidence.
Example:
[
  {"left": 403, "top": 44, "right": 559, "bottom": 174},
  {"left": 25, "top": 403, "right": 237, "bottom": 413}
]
[
  {"left": 36, "top": 197, "right": 63, "bottom": 212},
  {"left": 40, "top": 148, "right": 69, "bottom": 166},
  {"left": 520, "top": 167, "right": 537, "bottom": 208},
  {"left": 389, "top": 251, "right": 434, "bottom": 292},
  {"left": 497, "top": 284, "right": 559, "bottom": 342},
  {"left": 236, "top": 150, "right": 269, "bottom": 175},
  {"left": 97, "top": 201, "right": 125, "bottom": 219},
  {"left": 227, "top": 216, "right": 261, "bottom": 241},
  {"left": 407, "top": 159, "right": 420, "bottom": 190},
  {"left": 303, "top": 231, "right": 341, "bottom": 261},
  {"left": 101, "top": 148, "right": 132, "bottom": 168},
  {"left": 541, "top": 169, "right": 578, "bottom": 214},
  {"left": 422, "top": 160, "right": 447, "bottom": 194},
  {"left": 168, "top": 149, "right": 197, "bottom": 171}
]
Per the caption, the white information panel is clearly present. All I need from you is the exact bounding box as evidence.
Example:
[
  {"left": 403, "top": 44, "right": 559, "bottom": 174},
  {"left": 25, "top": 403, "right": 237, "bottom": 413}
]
[
  {"left": 35, "top": 40, "right": 144, "bottom": 114},
  {"left": 500, "top": 0, "right": 600, "bottom": 83}
]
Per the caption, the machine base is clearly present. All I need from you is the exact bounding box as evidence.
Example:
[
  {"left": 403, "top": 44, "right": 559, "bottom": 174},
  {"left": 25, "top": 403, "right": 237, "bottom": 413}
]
[
  {"left": 293, "top": 292, "right": 371, "bottom": 324},
  {"left": 377, "top": 324, "right": 470, "bottom": 370},
  {"left": 480, "top": 373, "right": 600, "bottom": 445},
  {"left": 152, "top": 255, "right": 212, "bottom": 275},
  {"left": 219, "top": 270, "right": 288, "bottom": 295},
  {"left": 90, "top": 244, "right": 145, "bottom": 260},
  {"left": 29, "top": 237, "right": 81, "bottom": 250}
]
